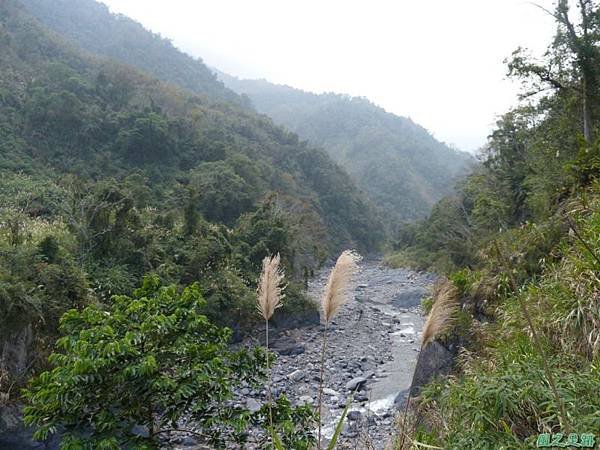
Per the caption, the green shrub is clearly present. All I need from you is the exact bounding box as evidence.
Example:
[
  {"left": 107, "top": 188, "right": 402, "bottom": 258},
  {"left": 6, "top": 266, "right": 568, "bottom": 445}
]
[{"left": 23, "top": 276, "right": 269, "bottom": 448}]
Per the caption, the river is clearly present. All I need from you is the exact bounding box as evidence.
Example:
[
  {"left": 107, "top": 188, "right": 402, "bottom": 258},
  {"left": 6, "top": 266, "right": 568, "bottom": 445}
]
[
  {"left": 268, "top": 258, "right": 434, "bottom": 449},
  {"left": 169, "top": 258, "right": 434, "bottom": 449}
]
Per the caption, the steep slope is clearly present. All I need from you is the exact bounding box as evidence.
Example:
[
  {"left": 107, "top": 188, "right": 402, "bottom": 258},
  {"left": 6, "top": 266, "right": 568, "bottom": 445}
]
[
  {"left": 2, "top": 0, "right": 384, "bottom": 254},
  {"left": 217, "top": 74, "right": 475, "bottom": 223},
  {"left": 19, "top": 0, "right": 248, "bottom": 107},
  {"left": 20, "top": 0, "right": 472, "bottom": 226}
]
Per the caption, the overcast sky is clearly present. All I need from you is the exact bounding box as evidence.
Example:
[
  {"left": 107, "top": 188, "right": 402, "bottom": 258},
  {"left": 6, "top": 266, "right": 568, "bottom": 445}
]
[{"left": 100, "top": 0, "right": 558, "bottom": 153}]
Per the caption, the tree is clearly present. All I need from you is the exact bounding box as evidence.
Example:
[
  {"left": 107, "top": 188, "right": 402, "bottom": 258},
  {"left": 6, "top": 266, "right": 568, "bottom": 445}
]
[
  {"left": 555, "top": 0, "right": 600, "bottom": 143},
  {"left": 508, "top": 0, "right": 600, "bottom": 143},
  {"left": 485, "top": 110, "right": 532, "bottom": 223},
  {"left": 23, "top": 276, "right": 268, "bottom": 449},
  {"left": 117, "top": 111, "right": 172, "bottom": 163}
]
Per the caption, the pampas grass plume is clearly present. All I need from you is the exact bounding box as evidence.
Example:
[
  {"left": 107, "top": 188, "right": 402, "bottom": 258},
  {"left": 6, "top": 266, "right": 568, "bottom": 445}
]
[
  {"left": 321, "top": 250, "right": 361, "bottom": 323},
  {"left": 257, "top": 253, "right": 285, "bottom": 321},
  {"left": 421, "top": 280, "right": 459, "bottom": 347}
]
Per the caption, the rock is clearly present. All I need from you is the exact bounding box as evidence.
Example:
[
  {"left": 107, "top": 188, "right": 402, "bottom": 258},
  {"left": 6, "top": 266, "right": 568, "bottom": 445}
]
[
  {"left": 0, "top": 404, "right": 61, "bottom": 450},
  {"left": 394, "top": 389, "right": 410, "bottom": 409},
  {"left": 342, "top": 429, "right": 358, "bottom": 438},
  {"left": 287, "top": 369, "right": 305, "bottom": 382},
  {"left": 2, "top": 326, "right": 33, "bottom": 377},
  {"left": 345, "top": 376, "right": 367, "bottom": 391},
  {"left": 347, "top": 410, "right": 362, "bottom": 421},
  {"left": 271, "top": 338, "right": 306, "bottom": 356},
  {"left": 271, "top": 306, "right": 320, "bottom": 330},
  {"left": 246, "top": 398, "right": 262, "bottom": 413},
  {"left": 297, "top": 395, "right": 313, "bottom": 406},
  {"left": 323, "top": 388, "right": 339, "bottom": 396},
  {"left": 355, "top": 392, "right": 368, "bottom": 402},
  {"left": 391, "top": 287, "right": 428, "bottom": 308},
  {"left": 409, "top": 341, "right": 454, "bottom": 397}
]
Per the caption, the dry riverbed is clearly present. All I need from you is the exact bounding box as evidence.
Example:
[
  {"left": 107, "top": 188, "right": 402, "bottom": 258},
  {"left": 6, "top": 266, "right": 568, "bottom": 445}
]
[{"left": 170, "top": 259, "right": 434, "bottom": 449}]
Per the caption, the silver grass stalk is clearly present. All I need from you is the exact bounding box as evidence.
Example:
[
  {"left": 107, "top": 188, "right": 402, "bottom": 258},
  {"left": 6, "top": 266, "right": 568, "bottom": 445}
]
[
  {"left": 256, "top": 254, "right": 285, "bottom": 438},
  {"left": 421, "top": 280, "right": 460, "bottom": 348},
  {"left": 399, "top": 279, "right": 459, "bottom": 449},
  {"left": 317, "top": 249, "right": 361, "bottom": 449},
  {"left": 257, "top": 253, "right": 285, "bottom": 321},
  {"left": 321, "top": 250, "right": 362, "bottom": 324}
]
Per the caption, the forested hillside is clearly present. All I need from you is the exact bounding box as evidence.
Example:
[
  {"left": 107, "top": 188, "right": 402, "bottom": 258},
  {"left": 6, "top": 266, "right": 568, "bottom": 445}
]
[
  {"left": 20, "top": 0, "right": 249, "bottom": 107},
  {"left": 388, "top": 1, "right": 600, "bottom": 447},
  {"left": 0, "top": 0, "right": 388, "bottom": 398},
  {"left": 15, "top": 0, "right": 387, "bottom": 253},
  {"left": 6, "top": 0, "right": 598, "bottom": 448},
  {"left": 3, "top": 0, "right": 385, "bottom": 250},
  {"left": 217, "top": 74, "right": 474, "bottom": 223},
  {"left": 19, "top": 0, "right": 474, "bottom": 226}
]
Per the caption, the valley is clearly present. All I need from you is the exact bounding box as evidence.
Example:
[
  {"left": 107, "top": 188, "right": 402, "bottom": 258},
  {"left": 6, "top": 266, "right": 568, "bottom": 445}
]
[
  {"left": 168, "top": 260, "right": 433, "bottom": 450},
  {"left": 1, "top": 0, "right": 599, "bottom": 448}
]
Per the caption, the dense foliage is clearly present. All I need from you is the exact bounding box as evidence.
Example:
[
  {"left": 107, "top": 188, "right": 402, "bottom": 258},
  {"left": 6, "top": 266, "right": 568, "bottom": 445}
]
[
  {"left": 20, "top": 0, "right": 248, "bottom": 107},
  {"left": 217, "top": 74, "right": 474, "bottom": 225},
  {"left": 23, "top": 278, "right": 266, "bottom": 447},
  {"left": 0, "top": 0, "right": 387, "bottom": 407},
  {"left": 23, "top": 276, "right": 316, "bottom": 449},
  {"left": 390, "top": 1, "right": 600, "bottom": 447}
]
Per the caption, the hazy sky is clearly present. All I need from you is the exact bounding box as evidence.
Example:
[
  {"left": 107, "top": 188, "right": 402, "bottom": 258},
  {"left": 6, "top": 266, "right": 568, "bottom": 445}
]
[{"left": 100, "top": 0, "right": 558, "bottom": 153}]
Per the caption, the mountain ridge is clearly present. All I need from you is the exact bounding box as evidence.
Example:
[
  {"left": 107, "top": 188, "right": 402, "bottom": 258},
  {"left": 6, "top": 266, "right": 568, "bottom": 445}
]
[
  {"left": 3, "top": 0, "right": 385, "bottom": 255},
  {"left": 19, "top": 0, "right": 250, "bottom": 108},
  {"left": 216, "top": 71, "right": 475, "bottom": 223}
]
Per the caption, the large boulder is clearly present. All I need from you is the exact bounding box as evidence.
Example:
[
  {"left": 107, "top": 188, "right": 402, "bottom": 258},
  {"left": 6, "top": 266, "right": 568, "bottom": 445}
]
[
  {"left": 394, "top": 389, "right": 410, "bottom": 409},
  {"left": 2, "top": 326, "right": 33, "bottom": 378},
  {"left": 271, "top": 306, "right": 320, "bottom": 330},
  {"left": 345, "top": 376, "right": 367, "bottom": 392},
  {"left": 409, "top": 341, "right": 454, "bottom": 397}
]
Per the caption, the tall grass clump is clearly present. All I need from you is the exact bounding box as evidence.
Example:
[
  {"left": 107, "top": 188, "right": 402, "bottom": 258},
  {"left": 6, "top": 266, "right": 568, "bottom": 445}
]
[
  {"left": 396, "top": 203, "right": 600, "bottom": 448},
  {"left": 493, "top": 240, "right": 571, "bottom": 433}
]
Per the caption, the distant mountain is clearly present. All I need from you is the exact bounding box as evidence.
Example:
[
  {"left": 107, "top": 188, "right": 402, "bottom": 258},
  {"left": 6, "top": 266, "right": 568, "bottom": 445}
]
[
  {"left": 216, "top": 74, "right": 475, "bottom": 223},
  {"left": 20, "top": 0, "right": 249, "bottom": 108},
  {"left": 4, "top": 0, "right": 385, "bottom": 254}
]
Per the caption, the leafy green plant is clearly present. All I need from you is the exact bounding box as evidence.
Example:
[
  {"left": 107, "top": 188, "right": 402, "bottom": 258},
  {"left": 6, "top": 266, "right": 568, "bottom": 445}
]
[
  {"left": 255, "top": 396, "right": 316, "bottom": 450},
  {"left": 23, "top": 276, "right": 268, "bottom": 448}
]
